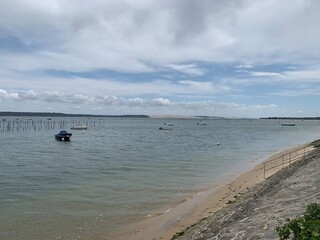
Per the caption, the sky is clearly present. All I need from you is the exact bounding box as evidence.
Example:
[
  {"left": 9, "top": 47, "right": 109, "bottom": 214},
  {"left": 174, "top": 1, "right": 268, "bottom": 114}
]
[{"left": 0, "top": 0, "right": 319, "bottom": 118}]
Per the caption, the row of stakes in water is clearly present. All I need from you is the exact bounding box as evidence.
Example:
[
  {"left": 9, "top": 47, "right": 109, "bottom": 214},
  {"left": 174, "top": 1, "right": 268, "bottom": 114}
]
[{"left": 0, "top": 118, "right": 107, "bottom": 133}]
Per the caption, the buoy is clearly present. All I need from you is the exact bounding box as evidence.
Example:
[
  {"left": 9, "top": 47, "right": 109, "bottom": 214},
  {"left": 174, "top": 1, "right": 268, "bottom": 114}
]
[{"left": 217, "top": 143, "right": 221, "bottom": 146}]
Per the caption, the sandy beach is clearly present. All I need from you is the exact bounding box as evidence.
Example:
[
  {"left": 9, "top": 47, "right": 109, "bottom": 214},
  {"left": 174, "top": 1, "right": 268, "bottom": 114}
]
[
  {"left": 118, "top": 141, "right": 319, "bottom": 240},
  {"left": 173, "top": 141, "right": 320, "bottom": 240}
]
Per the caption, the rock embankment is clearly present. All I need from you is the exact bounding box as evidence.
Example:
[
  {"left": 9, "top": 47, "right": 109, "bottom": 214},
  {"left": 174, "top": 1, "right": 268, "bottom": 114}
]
[{"left": 173, "top": 149, "right": 320, "bottom": 240}]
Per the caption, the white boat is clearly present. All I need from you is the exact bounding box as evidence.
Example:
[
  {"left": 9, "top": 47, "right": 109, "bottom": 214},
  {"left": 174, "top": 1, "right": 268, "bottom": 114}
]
[
  {"left": 164, "top": 123, "right": 175, "bottom": 126},
  {"left": 70, "top": 125, "right": 88, "bottom": 130},
  {"left": 281, "top": 123, "right": 296, "bottom": 127}
]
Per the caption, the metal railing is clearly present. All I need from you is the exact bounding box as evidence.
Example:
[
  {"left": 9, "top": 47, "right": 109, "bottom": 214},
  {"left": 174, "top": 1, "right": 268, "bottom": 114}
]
[{"left": 263, "top": 145, "right": 316, "bottom": 179}]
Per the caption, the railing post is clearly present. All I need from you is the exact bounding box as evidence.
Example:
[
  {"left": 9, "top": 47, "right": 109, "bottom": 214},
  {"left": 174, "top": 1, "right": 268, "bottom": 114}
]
[
  {"left": 263, "top": 163, "right": 266, "bottom": 179},
  {"left": 282, "top": 155, "right": 284, "bottom": 169}
]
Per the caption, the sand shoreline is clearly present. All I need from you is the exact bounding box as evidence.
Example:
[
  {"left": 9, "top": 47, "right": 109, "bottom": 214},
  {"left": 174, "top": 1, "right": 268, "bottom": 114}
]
[
  {"left": 117, "top": 141, "right": 317, "bottom": 240},
  {"left": 173, "top": 141, "right": 320, "bottom": 239}
]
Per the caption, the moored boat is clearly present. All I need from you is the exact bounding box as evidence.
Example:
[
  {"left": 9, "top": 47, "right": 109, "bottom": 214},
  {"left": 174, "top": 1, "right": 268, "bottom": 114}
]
[
  {"left": 55, "top": 130, "right": 72, "bottom": 141},
  {"left": 281, "top": 123, "right": 296, "bottom": 127},
  {"left": 70, "top": 125, "right": 88, "bottom": 130},
  {"left": 159, "top": 127, "right": 173, "bottom": 130}
]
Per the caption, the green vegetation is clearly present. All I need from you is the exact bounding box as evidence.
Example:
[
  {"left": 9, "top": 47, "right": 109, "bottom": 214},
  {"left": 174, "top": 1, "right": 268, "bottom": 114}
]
[{"left": 276, "top": 203, "right": 320, "bottom": 240}]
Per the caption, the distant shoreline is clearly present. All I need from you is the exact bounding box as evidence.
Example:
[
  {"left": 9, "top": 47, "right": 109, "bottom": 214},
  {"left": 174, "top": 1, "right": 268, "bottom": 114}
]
[
  {"left": 0, "top": 111, "right": 149, "bottom": 118},
  {"left": 1, "top": 112, "right": 319, "bottom": 120},
  {"left": 261, "top": 117, "right": 320, "bottom": 120}
]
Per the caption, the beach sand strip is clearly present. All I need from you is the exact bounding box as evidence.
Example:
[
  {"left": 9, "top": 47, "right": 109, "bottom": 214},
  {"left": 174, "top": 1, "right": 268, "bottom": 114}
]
[{"left": 172, "top": 144, "right": 320, "bottom": 240}]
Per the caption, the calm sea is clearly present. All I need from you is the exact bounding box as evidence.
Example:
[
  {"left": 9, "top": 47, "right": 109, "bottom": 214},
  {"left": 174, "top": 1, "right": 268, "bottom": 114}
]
[{"left": 1, "top": 117, "right": 319, "bottom": 239}]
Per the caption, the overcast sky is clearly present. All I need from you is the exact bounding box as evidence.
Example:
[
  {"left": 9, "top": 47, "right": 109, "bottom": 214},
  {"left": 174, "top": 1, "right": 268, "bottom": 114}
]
[{"left": 0, "top": 0, "right": 319, "bottom": 117}]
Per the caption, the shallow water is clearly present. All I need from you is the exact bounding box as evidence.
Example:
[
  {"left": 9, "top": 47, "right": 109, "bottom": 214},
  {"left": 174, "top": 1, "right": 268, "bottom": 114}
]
[{"left": 1, "top": 117, "right": 319, "bottom": 239}]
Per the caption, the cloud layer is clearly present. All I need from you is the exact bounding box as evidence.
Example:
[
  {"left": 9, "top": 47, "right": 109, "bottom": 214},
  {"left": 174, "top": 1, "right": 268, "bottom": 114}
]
[
  {"left": 0, "top": 88, "right": 277, "bottom": 117},
  {"left": 1, "top": 0, "right": 319, "bottom": 72},
  {"left": 0, "top": 0, "right": 319, "bottom": 117}
]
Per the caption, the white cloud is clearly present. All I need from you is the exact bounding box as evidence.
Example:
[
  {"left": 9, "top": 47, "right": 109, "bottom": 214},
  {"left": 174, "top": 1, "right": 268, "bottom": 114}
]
[
  {"left": 167, "top": 64, "right": 206, "bottom": 76},
  {"left": 179, "top": 80, "right": 221, "bottom": 92},
  {"left": 282, "top": 70, "right": 320, "bottom": 81},
  {"left": 269, "top": 87, "right": 320, "bottom": 97},
  {"left": 224, "top": 67, "right": 320, "bottom": 87},
  {"left": 151, "top": 98, "right": 170, "bottom": 106},
  {"left": 0, "top": 88, "right": 277, "bottom": 116},
  {"left": 250, "top": 72, "right": 284, "bottom": 77},
  {"left": 234, "top": 64, "right": 254, "bottom": 69},
  {"left": 18, "top": 90, "right": 38, "bottom": 99},
  {"left": 43, "top": 91, "right": 66, "bottom": 103},
  {"left": 0, "top": 89, "right": 36, "bottom": 100},
  {"left": 0, "top": 89, "right": 8, "bottom": 98},
  {"left": 249, "top": 69, "right": 320, "bottom": 84}
]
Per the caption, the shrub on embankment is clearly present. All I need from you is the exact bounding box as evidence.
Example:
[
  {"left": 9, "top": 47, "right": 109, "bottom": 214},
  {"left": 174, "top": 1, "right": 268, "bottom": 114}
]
[{"left": 276, "top": 203, "right": 320, "bottom": 239}]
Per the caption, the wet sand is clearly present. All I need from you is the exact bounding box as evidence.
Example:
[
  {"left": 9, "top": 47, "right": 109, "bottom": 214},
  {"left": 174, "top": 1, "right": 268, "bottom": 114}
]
[
  {"left": 173, "top": 143, "right": 320, "bottom": 239},
  {"left": 117, "top": 142, "right": 317, "bottom": 240}
]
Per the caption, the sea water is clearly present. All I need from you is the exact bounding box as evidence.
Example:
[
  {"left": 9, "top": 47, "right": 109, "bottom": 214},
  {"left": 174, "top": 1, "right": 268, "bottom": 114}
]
[{"left": 1, "top": 117, "right": 320, "bottom": 239}]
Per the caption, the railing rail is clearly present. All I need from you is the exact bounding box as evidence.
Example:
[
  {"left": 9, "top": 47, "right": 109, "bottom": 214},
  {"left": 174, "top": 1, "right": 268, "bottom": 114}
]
[{"left": 263, "top": 145, "right": 315, "bottom": 179}]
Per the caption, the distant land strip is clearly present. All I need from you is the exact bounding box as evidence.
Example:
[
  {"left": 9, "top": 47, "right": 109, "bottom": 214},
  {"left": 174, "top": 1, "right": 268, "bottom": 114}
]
[
  {"left": 261, "top": 117, "right": 320, "bottom": 120},
  {"left": 0, "top": 111, "right": 149, "bottom": 118}
]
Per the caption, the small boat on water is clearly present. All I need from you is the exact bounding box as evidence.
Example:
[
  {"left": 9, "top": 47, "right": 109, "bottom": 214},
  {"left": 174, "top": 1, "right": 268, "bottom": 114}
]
[
  {"left": 196, "top": 122, "right": 207, "bottom": 125},
  {"left": 70, "top": 125, "right": 88, "bottom": 130},
  {"left": 281, "top": 123, "right": 296, "bottom": 127},
  {"left": 159, "top": 127, "right": 173, "bottom": 130},
  {"left": 55, "top": 130, "right": 72, "bottom": 141},
  {"left": 164, "top": 123, "right": 175, "bottom": 126}
]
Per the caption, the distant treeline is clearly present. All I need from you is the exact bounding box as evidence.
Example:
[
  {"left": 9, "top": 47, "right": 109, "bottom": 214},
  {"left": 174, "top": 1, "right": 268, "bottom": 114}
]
[
  {"left": 261, "top": 117, "right": 320, "bottom": 120},
  {"left": 0, "top": 111, "right": 149, "bottom": 118}
]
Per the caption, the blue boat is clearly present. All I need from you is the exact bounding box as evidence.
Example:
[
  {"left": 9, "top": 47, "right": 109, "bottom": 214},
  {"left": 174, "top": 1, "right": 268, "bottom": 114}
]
[
  {"left": 281, "top": 123, "right": 296, "bottom": 127},
  {"left": 55, "top": 130, "right": 72, "bottom": 141}
]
